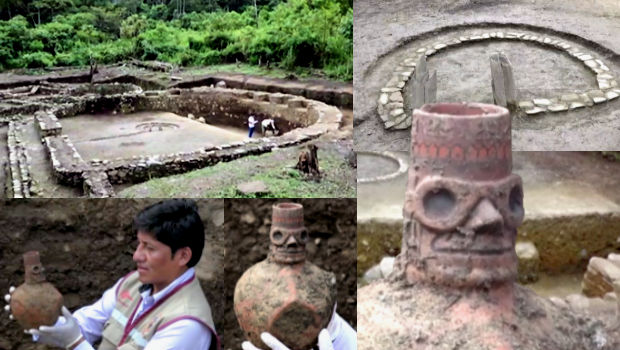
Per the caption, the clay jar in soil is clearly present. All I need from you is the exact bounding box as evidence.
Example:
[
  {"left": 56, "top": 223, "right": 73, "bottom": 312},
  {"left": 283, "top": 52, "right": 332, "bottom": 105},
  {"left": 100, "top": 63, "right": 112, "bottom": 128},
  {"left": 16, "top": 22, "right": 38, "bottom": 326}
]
[
  {"left": 234, "top": 203, "right": 336, "bottom": 350},
  {"left": 10, "top": 251, "right": 64, "bottom": 329}
]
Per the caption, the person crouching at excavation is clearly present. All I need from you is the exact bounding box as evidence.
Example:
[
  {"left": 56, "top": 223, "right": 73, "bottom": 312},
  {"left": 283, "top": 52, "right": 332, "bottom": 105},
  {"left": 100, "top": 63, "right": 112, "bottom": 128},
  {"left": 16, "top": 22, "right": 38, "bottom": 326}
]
[
  {"left": 4, "top": 199, "right": 220, "bottom": 350},
  {"left": 261, "top": 119, "right": 278, "bottom": 136}
]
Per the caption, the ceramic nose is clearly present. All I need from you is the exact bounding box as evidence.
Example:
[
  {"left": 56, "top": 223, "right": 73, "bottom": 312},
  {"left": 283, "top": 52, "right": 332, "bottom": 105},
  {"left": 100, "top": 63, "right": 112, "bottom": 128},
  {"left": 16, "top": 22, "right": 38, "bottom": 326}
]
[
  {"left": 285, "top": 235, "right": 299, "bottom": 247},
  {"left": 463, "top": 198, "right": 503, "bottom": 233}
]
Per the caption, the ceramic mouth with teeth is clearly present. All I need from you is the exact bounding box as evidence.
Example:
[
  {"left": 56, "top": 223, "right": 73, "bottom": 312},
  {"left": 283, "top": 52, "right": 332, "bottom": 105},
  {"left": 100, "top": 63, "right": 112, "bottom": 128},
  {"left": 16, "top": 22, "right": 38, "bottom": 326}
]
[{"left": 431, "top": 229, "right": 514, "bottom": 255}]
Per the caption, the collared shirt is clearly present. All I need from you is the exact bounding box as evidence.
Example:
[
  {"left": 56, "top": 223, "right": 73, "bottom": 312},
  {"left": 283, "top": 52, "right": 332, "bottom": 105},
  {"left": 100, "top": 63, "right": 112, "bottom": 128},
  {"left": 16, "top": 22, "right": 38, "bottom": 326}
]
[{"left": 73, "top": 268, "right": 213, "bottom": 350}]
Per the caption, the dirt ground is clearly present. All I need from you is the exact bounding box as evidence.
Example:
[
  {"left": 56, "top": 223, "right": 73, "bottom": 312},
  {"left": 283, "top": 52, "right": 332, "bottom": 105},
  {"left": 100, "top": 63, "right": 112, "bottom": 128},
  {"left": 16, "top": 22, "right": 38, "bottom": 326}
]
[
  {"left": 223, "top": 199, "right": 356, "bottom": 350},
  {"left": 354, "top": 0, "right": 620, "bottom": 151},
  {"left": 0, "top": 199, "right": 225, "bottom": 350},
  {"left": 358, "top": 278, "right": 620, "bottom": 350}
]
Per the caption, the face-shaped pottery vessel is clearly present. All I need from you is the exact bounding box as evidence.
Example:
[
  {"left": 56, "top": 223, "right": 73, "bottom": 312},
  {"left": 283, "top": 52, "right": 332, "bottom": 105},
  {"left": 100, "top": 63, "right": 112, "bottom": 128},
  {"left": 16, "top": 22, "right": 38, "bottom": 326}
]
[
  {"left": 403, "top": 103, "right": 524, "bottom": 288},
  {"left": 234, "top": 203, "right": 335, "bottom": 350}
]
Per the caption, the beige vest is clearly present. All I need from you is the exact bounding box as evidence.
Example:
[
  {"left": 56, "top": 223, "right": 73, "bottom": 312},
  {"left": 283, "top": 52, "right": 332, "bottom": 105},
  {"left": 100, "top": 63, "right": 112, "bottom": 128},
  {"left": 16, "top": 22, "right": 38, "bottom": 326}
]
[{"left": 98, "top": 271, "right": 219, "bottom": 350}]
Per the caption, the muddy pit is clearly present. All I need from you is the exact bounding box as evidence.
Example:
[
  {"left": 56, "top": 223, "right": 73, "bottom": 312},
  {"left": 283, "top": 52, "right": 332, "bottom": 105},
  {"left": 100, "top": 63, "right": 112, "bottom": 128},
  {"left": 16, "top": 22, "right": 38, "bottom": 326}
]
[
  {"left": 0, "top": 199, "right": 225, "bottom": 350},
  {"left": 223, "top": 199, "right": 356, "bottom": 350}
]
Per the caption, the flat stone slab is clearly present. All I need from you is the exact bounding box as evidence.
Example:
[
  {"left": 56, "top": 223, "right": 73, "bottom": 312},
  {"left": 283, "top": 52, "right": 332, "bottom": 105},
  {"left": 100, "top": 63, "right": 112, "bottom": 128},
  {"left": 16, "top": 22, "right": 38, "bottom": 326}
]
[
  {"left": 237, "top": 180, "right": 269, "bottom": 195},
  {"left": 524, "top": 181, "right": 620, "bottom": 218}
]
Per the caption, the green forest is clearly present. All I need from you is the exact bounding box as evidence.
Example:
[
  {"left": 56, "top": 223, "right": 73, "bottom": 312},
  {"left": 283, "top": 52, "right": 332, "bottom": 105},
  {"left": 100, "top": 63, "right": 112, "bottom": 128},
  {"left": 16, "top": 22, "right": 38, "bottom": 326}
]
[{"left": 0, "top": 0, "right": 352, "bottom": 80}]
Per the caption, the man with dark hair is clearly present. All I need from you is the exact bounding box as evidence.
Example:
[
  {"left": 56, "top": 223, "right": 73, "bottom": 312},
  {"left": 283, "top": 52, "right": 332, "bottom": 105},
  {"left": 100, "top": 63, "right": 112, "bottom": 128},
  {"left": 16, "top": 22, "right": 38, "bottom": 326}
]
[{"left": 5, "top": 199, "right": 220, "bottom": 350}]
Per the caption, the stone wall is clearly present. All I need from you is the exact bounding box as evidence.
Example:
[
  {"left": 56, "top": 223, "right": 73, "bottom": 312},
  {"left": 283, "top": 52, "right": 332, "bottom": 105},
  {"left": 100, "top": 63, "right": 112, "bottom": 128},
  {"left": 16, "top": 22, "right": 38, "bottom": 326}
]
[
  {"left": 376, "top": 26, "right": 620, "bottom": 129},
  {"left": 82, "top": 170, "right": 115, "bottom": 198},
  {"left": 0, "top": 83, "right": 143, "bottom": 118},
  {"left": 135, "top": 88, "right": 326, "bottom": 133},
  {"left": 34, "top": 111, "right": 62, "bottom": 137},
  {"left": 30, "top": 87, "right": 340, "bottom": 195},
  {"left": 172, "top": 74, "right": 353, "bottom": 109},
  {"left": 2, "top": 81, "right": 343, "bottom": 198},
  {"left": 6, "top": 122, "right": 32, "bottom": 198},
  {"left": 42, "top": 135, "right": 87, "bottom": 187},
  {"left": 0, "top": 199, "right": 225, "bottom": 350},
  {"left": 99, "top": 132, "right": 317, "bottom": 185}
]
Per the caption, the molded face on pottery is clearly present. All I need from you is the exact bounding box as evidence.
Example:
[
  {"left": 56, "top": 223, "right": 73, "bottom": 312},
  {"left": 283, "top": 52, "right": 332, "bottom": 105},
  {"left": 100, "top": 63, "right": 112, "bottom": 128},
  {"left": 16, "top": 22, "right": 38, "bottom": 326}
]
[
  {"left": 404, "top": 194, "right": 522, "bottom": 287},
  {"left": 234, "top": 261, "right": 336, "bottom": 350},
  {"left": 406, "top": 174, "right": 524, "bottom": 232},
  {"left": 269, "top": 202, "right": 308, "bottom": 264},
  {"left": 269, "top": 226, "right": 309, "bottom": 263}
]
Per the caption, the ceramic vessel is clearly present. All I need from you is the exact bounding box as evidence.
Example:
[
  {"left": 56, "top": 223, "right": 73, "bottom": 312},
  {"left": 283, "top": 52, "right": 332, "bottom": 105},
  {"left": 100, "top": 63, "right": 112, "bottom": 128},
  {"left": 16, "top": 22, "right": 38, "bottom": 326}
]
[
  {"left": 10, "top": 251, "right": 63, "bottom": 329},
  {"left": 234, "top": 203, "right": 336, "bottom": 350}
]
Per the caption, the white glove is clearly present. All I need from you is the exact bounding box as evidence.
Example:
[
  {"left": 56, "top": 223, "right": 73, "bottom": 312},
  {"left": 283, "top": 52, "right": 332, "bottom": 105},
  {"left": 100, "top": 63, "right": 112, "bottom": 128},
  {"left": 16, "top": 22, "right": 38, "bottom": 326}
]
[
  {"left": 26, "top": 306, "right": 84, "bottom": 349},
  {"left": 241, "top": 329, "right": 334, "bottom": 350},
  {"left": 3, "top": 286, "right": 16, "bottom": 320}
]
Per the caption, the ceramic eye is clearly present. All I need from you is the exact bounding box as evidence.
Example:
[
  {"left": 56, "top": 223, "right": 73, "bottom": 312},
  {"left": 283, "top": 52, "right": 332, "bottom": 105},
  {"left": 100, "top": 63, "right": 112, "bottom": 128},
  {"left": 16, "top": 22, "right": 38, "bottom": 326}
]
[
  {"left": 300, "top": 229, "right": 309, "bottom": 242},
  {"left": 272, "top": 231, "right": 284, "bottom": 242},
  {"left": 509, "top": 184, "right": 524, "bottom": 216},
  {"left": 423, "top": 188, "right": 456, "bottom": 218}
]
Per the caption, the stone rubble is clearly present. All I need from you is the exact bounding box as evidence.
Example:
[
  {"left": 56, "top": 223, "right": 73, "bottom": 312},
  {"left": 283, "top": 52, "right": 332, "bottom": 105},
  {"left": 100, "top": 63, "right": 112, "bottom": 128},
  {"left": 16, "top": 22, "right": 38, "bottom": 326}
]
[
  {"left": 516, "top": 241, "right": 540, "bottom": 284},
  {"left": 583, "top": 254, "right": 620, "bottom": 298}
]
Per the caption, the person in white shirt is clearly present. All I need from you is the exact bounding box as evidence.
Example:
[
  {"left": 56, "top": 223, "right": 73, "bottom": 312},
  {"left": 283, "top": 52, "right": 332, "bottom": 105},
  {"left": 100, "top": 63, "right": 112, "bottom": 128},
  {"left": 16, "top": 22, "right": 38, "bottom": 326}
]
[
  {"left": 248, "top": 115, "right": 258, "bottom": 138},
  {"left": 5, "top": 199, "right": 220, "bottom": 350}
]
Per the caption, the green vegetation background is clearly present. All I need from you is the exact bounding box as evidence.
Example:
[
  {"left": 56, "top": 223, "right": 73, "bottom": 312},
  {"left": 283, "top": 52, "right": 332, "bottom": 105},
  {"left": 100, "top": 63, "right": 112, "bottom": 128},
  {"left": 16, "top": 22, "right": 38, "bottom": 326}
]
[{"left": 0, "top": 0, "right": 352, "bottom": 80}]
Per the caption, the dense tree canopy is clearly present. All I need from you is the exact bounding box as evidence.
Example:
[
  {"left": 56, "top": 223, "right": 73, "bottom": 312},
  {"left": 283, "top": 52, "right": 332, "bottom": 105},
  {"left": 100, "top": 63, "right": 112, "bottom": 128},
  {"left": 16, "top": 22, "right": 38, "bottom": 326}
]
[{"left": 0, "top": 0, "right": 352, "bottom": 80}]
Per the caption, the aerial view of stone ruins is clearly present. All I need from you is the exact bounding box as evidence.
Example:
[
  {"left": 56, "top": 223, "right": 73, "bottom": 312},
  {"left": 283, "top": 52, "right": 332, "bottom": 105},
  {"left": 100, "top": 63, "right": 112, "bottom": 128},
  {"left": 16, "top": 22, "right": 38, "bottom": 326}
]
[
  {"left": 354, "top": 0, "right": 620, "bottom": 151},
  {"left": 0, "top": 0, "right": 355, "bottom": 199},
  {"left": 0, "top": 67, "right": 353, "bottom": 198}
]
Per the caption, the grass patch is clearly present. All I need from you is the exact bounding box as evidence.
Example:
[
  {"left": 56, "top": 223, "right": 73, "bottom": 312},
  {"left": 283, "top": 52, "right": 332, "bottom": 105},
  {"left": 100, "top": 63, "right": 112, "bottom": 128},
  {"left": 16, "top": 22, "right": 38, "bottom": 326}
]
[
  {"left": 117, "top": 143, "right": 355, "bottom": 198},
  {"left": 182, "top": 63, "right": 337, "bottom": 81}
]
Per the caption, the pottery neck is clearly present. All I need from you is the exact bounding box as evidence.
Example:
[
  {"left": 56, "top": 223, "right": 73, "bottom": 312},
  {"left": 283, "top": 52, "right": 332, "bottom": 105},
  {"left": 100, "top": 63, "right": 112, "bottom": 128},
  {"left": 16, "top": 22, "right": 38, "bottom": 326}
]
[{"left": 23, "top": 251, "right": 46, "bottom": 284}]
